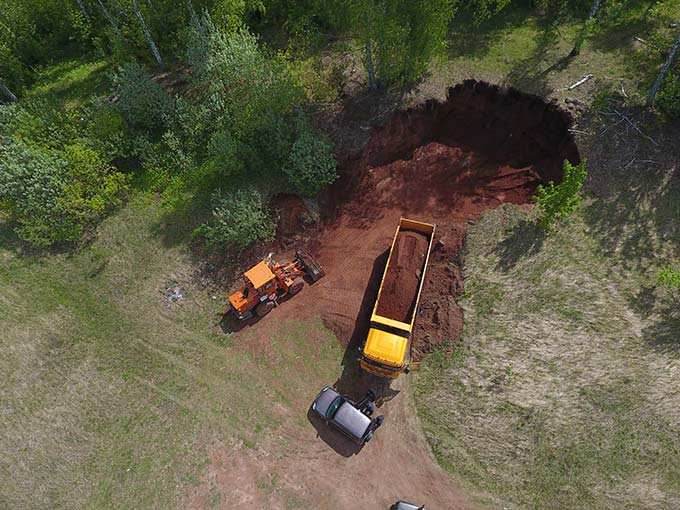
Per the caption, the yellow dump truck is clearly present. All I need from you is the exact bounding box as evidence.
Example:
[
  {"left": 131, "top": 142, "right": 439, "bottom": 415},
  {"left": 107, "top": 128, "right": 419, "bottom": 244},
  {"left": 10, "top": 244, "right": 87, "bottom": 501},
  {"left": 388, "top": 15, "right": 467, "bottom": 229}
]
[{"left": 359, "top": 217, "right": 436, "bottom": 378}]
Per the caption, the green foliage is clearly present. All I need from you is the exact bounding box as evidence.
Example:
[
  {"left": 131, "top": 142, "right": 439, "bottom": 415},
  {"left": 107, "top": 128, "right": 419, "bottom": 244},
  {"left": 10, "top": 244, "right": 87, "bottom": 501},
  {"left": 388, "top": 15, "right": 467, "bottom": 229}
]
[
  {"left": 657, "top": 73, "right": 680, "bottom": 119},
  {"left": 0, "top": 139, "right": 128, "bottom": 247},
  {"left": 112, "top": 63, "right": 173, "bottom": 133},
  {"left": 194, "top": 188, "right": 274, "bottom": 251},
  {"left": 659, "top": 266, "right": 680, "bottom": 288},
  {"left": 284, "top": 120, "right": 337, "bottom": 197},
  {"left": 534, "top": 159, "right": 588, "bottom": 231},
  {"left": 341, "top": 0, "right": 456, "bottom": 87}
]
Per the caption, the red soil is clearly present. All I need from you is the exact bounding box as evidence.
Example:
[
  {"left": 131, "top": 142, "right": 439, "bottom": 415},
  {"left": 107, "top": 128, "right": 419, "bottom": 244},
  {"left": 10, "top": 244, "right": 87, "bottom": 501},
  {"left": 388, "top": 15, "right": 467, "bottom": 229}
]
[
  {"left": 247, "top": 80, "right": 579, "bottom": 360},
  {"left": 375, "top": 230, "right": 430, "bottom": 323}
]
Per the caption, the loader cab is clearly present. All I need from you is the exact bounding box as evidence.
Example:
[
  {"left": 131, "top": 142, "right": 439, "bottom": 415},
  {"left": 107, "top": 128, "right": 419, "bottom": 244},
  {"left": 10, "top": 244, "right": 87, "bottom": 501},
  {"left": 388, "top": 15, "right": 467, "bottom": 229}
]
[{"left": 228, "top": 261, "right": 277, "bottom": 318}]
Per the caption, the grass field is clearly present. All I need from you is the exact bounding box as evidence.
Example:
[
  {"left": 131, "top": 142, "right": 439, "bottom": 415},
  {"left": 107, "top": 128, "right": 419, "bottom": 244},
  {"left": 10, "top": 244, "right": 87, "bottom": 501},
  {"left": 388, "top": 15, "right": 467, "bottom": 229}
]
[{"left": 0, "top": 195, "right": 342, "bottom": 508}]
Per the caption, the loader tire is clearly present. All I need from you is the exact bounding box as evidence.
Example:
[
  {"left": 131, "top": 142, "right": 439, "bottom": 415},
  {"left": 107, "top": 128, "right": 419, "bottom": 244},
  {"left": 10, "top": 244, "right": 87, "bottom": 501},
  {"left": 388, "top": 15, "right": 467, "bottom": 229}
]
[
  {"left": 290, "top": 277, "right": 304, "bottom": 295},
  {"left": 255, "top": 301, "right": 275, "bottom": 318}
]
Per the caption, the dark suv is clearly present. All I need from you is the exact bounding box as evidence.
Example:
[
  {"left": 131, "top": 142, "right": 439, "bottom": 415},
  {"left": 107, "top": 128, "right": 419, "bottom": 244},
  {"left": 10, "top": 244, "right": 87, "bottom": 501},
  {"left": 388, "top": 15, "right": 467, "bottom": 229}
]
[{"left": 311, "top": 386, "right": 384, "bottom": 445}]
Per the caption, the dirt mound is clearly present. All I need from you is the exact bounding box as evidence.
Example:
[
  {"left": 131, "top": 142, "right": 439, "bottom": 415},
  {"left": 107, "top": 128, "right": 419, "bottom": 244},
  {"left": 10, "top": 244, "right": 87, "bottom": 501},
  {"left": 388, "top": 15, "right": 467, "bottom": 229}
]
[
  {"left": 254, "top": 80, "right": 579, "bottom": 362},
  {"left": 376, "top": 230, "right": 430, "bottom": 323}
]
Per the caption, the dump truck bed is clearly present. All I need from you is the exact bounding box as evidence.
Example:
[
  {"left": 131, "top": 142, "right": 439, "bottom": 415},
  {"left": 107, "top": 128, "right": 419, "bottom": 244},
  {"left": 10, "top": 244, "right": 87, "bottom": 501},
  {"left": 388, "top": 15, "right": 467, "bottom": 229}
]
[{"left": 360, "top": 218, "right": 435, "bottom": 377}]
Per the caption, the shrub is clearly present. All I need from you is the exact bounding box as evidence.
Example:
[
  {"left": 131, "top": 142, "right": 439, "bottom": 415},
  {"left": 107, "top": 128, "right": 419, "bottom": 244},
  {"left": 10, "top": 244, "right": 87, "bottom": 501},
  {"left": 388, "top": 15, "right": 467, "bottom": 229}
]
[
  {"left": 0, "top": 139, "right": 128, "bottom": 247},
  {"left": 112, "top": 62, "right": 173, "bottom": 133},
  {"left": 284, "top": 120, "right": 337, "bottom": 197},
  {"left": 659, "top": 266, "right": 680, "bottom": 288},
  {"left": 534, "top": 159, "right": 588, "bottom": 231},
  {"left": 656, "top": 73, "right": 680, "bottom": 120},
  {"left": 194, "top": 188, "right": 275, "bottom": 251}
]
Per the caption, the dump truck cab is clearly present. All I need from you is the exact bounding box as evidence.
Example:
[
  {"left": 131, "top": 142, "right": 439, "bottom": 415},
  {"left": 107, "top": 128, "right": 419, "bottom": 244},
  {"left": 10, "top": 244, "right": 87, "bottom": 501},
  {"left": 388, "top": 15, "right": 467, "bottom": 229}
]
[{"left": 359, "top": 218, "right": 435, "bottom": 378}]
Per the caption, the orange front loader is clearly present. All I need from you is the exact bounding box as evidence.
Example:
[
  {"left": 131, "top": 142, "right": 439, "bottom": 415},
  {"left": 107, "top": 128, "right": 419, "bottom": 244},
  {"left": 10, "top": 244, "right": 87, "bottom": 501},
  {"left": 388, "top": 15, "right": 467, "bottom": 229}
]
[{"left": 227, "top": 250, "right": 325, "bottom": 320}]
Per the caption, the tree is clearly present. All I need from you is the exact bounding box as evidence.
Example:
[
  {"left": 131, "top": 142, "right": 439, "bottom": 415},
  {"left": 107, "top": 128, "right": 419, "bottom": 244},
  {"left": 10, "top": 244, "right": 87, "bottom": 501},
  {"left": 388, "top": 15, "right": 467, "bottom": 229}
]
[
  {"left": 132, "top": 0, "right": 164, "bottom": 69},
  {"left": 283, "top": 118, "right": 337, "bottom": 197},
  {"left": 324, "top": 0, "right": 456, "bottom": 88},
  {"left": 0, "top": 79, "right": 17, "bottom": 102},
  {"left": 647, "top": 32, "right": 680, "bottom": 107},
  {"left": 534, "top": 159, "right": 587, "bottom": 231},
  {"left": 570, "top": 0, "right": 604, "bottom": 58}
]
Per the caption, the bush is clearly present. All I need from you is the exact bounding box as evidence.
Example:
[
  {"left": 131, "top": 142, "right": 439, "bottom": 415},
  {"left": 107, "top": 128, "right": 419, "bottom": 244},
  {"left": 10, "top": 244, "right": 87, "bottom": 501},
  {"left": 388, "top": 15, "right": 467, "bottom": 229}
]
[
  {"left": 0, "top": 139, "right": 128, "bottom": 247},
  {"left": 112, "top": 62, "right": 173, "bottom": 133},
  {"left": 194, "top": 188, "right": 275, "bottom": 251},
  {"left": 284, "top": 120, "right": 337, "bottom": 197},
  {"left": 656, "top": 73, "right": 680, "bottom": 120},
  {"left": 659, "top": 266, "right": 680, "bottom": 288},
  {"left": 534, "top": 159, "right": 587, "bottom": 231}
]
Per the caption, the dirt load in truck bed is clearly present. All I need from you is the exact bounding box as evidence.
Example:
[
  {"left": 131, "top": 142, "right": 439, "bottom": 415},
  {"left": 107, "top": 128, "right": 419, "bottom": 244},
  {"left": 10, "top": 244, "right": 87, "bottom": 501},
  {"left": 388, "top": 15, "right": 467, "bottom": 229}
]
[{"left": 375, "top": 230, "right": 429, "bottom": 323}]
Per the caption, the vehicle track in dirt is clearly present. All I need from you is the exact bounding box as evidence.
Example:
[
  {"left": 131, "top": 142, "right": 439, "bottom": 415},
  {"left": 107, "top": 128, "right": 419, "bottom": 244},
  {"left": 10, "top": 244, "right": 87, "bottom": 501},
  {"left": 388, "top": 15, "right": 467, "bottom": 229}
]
[{"left": 213, "top": 80, "right": 579, "bottom": 509}]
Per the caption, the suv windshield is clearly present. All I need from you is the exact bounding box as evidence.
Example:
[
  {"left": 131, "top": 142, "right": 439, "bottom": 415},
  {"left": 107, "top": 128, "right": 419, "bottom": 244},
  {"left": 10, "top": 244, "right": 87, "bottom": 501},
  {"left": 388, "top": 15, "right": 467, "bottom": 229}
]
[{"left": 325, "top": 396, "right": 345, "bottom": 419}]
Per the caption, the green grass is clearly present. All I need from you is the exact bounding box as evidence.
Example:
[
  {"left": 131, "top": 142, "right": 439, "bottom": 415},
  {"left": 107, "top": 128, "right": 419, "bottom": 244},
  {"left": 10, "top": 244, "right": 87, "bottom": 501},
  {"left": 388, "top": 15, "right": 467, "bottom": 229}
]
[
  {"left": 0, "top": 195, "right": 342, "bottom": 508},
  {"left": 27, "top": 58, "right": 109, "bottom": 108}
]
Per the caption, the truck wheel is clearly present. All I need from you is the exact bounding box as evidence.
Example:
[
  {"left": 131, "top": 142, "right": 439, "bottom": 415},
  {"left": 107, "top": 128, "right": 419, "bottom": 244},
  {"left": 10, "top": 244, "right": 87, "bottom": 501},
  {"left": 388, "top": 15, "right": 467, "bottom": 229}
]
[
  {"left": 255, "top": 301, "right": 275, "bottom": 317},
  {"left": 372, "top": 415, "right": 384, "bottom": 430},
  {"left": 363, "top": 431, "right": 374, "bottom": 443},
  {"left": 289, "top": 277, "right": 304, "bottom": 295}
]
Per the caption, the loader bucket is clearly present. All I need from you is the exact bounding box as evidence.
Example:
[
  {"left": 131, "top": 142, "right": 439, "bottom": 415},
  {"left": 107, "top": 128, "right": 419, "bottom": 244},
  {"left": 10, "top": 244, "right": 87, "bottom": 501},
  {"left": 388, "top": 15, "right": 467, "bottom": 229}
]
[{"left": 296, "top": 249, "right": 325, "bottom": 282}]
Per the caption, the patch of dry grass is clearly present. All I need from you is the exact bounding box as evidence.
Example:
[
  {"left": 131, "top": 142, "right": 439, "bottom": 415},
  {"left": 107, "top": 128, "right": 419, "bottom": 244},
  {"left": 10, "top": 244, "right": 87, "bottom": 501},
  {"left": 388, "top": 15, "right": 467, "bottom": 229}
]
[
  {"left": 414, "top": 200, "right": 680, "bottom": 509},
  {"left": 0, "top": 195, "right": 342, "bottom": 508}
]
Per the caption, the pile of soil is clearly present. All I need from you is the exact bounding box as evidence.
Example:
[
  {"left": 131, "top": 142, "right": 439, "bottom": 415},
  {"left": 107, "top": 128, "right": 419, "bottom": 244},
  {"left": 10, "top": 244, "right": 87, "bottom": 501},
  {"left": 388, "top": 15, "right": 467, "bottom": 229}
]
[
  {"left": 250, "top": 80, "right": 580, "bottom": 363},
  {"left": 375, "top": 230, "right": 430, "bottom": 323}
]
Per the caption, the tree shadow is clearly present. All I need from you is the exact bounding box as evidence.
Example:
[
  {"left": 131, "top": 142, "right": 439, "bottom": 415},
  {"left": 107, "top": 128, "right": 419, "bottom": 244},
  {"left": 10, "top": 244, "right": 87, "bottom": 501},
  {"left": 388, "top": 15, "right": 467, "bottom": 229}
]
[
  {"left": 447, "top": 6, "right": 543, "bottom": 61},
  {"left": 641, "top": 296, "right": 680, "bottom": 353},
  {"left": 332, "top": 250, "right": 400, "bottom": 405},
  {"left": 504, "top": 21, "right": 562, "bottom": 95},
  {"left": 495, "top": 219, "right": 547, "bottom": 272},
  {"left": 579, "top": 109, "right": 680, "bottom": 270}
]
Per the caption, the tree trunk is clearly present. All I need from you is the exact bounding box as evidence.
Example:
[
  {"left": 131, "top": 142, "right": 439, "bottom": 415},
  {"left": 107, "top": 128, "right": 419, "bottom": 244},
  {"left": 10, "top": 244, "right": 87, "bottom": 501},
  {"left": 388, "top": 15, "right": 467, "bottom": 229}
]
[
  {"left": 133, "top": 0, "right": 164, "bottom": 70},
  {"left": 364, "top": 40, "right": 377, "bottom": 90},
  {"left": 0, "top": 80, "right": 18, "bottom": 102},
  {"left": 96, "top": 0, "right": 121, "bottom": 36},
  {"left": 570, "top": 0, "right": 604, "bottom": 57},
  {"left": 647, "top": 32, "right": 680, "bottom": 106},
  {"left": 75, "top": 0, "right": 91, "bottom": 21}
]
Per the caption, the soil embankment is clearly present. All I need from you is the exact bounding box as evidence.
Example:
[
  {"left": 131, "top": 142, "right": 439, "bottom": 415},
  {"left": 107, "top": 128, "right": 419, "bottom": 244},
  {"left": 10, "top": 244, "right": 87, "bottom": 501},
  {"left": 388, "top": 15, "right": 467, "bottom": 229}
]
[{"left": 375, "top": 230, "right": 430, "bottom": 323}]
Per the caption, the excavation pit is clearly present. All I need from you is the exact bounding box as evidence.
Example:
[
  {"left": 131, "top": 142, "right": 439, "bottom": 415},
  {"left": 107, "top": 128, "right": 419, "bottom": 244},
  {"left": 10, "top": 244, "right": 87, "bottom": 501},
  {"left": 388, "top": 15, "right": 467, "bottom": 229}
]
[{"left": 278, "top": 80, "right": 580, "bottom": 361}]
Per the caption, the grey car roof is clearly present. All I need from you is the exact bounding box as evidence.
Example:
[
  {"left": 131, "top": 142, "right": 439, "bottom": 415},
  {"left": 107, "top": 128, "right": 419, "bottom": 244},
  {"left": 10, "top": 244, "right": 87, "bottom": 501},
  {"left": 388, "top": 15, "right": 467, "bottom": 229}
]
[
  {"left": 333, "top": 402, "right": 371, "bottom": 439},
  {"left": 313, "top": 386, "right": 340, "bottom": 417}
]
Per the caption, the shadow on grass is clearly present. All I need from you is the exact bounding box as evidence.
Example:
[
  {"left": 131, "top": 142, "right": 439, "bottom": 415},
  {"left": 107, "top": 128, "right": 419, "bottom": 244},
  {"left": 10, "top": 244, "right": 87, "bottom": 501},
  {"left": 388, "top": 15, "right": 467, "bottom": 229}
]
[
  {"left": 446, "top": 6, "right": 541, "bottom": 61},
  {"left": 495, "top": 219, "right": 547, "bottom": 272},
  {"left": 504, "top": 21, "right": 562, "bottom": 95},
  {"left": 579, "top": 109, "right": 680, "bottom": 269},
  {"left": 630, "top": 285, "right": 680, "bottom": 353}
]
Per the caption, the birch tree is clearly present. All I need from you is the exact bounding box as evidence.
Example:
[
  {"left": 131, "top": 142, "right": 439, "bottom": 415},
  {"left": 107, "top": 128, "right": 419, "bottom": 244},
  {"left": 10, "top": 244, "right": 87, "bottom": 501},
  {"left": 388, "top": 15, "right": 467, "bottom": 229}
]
[
  {"left": 569, "top": 0, "right": 604, "bottom": 58},
  {"left": 647, "top": 32, "right": 680, "bottom": 107},
  {"left": 96, "top": 0, "right": 122, "bottom": 36},
  {"left": 132, "top": 0, "right": 163, "bottom": 69},
  {"left": 0, "top": 78, "right": 17, "bottom": 102},
  {"left": 74, "top": 0, "right": 91, "bottom": 22}
]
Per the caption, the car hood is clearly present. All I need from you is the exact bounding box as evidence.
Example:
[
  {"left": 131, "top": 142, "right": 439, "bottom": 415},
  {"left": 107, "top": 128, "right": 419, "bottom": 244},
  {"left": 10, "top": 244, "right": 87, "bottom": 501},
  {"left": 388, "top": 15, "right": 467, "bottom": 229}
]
[{"left": 334, "top": 402, "right": 371, "bottom": 439}]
